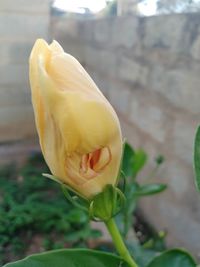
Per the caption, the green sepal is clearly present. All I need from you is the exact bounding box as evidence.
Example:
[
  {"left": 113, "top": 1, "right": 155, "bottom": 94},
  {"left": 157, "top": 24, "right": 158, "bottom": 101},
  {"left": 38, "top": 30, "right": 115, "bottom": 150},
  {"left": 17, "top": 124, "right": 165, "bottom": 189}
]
[
  {"left": 43, "top": 173, "right": 91, "bottom": 212},
  {"left": 89, "top": 184, "right": 126, "bottom": 222},
  {"left": 43, "top": 173, "right": 63, "bottom": 185},
  {"left": 61, "top": 186, "right": 89, "bottom": 212}
]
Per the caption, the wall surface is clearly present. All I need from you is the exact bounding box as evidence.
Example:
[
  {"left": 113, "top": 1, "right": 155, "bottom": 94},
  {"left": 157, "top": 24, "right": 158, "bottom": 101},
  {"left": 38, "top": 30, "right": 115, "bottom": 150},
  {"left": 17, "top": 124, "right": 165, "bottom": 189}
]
[
  {"left": 51, "top": 14, "right": 200, "bottom": 254},
  {"left": 0, "top": 0, "right": 50, "bottom": 141},
  {"left": 0, "top": 0, "right": 50, "bottom": 162}
]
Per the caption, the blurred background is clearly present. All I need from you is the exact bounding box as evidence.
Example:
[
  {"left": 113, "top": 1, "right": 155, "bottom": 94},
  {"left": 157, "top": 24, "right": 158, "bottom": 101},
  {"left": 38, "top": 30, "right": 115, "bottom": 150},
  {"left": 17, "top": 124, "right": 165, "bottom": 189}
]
[{"left": 1, "top": 0, "right": 200, "bottom": 264}]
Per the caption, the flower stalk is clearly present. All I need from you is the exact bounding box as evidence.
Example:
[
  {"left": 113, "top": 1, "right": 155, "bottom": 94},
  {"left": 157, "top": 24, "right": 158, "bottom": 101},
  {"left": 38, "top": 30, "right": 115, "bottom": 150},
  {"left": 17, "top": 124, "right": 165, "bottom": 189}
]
[{"left": 105, "top": 218, "right": 138, "bottom": 267}]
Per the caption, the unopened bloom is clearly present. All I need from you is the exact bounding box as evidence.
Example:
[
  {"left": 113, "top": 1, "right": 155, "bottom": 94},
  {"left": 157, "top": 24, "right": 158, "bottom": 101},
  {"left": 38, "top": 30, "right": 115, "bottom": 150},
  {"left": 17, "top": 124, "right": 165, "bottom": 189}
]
[{"left": 29, "top": 39, "right": 122, "bottom": 198}]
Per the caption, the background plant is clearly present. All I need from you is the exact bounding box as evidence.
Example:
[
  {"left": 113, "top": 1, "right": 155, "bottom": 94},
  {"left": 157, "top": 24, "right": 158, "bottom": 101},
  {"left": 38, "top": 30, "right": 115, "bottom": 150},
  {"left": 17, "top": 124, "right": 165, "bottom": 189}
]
[
  {"left": 0, "top": 144, "right": 165, "bottom": 266},
  {"left": 0, "top": 154, "right": 101, "bottom": 265},
  {"left": 113, "top": 143, "right": 167, "bottom": 266},
  {"left": 1, "top": 142, "right": 198, "bottom": 267},
  {"left": 117, "top": 143, "right": 166, "bottom": 238}
]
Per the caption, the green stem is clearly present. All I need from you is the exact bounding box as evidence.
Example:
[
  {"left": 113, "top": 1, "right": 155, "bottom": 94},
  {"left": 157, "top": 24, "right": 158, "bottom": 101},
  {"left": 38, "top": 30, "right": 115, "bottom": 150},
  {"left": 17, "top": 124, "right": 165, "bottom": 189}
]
[{"left": 105, "top": 218, "right": 138, "bottom": 267}]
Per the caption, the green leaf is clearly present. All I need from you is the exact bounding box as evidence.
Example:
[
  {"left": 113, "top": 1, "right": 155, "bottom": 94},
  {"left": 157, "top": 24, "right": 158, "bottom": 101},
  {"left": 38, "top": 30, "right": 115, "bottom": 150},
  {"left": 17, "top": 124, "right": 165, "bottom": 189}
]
[
  {"left": 122, "top": 143, "right": 135, "bottom": 177},
  {"left": 194, "top": 125, "right": 200, "bottom": 191},
  {"left": 133, "top": 183, "right": 167, "bottom": 197},
  {"left": 147, "top": 249, "right": 196, "bottom": 267},
  {"left": 132, "top": 149, "right": 148, "bottom": 177},
  {"left": 121, "top": 143, "right": 148, "bottom": 179},
  {"left": 4, "top": 249, "right": 128, "bottom": 267},
  {"left": 126, "top": 241, "right": 157, "bottom": 267}
]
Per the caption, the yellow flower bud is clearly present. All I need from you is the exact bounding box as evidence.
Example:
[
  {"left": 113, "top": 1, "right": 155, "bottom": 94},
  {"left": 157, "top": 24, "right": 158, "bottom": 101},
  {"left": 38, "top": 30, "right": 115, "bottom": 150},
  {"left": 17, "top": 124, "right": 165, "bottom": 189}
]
[{"left": 29, "top": 39, "right": 122, "bottom": 199}]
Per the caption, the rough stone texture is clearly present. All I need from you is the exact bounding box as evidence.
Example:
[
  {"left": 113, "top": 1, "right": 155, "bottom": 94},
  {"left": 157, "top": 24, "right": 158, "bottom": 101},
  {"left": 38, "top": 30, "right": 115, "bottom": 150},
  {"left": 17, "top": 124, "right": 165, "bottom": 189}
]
[
  {"left": 149, "top": 66, "right": 200, "bottom": 114},
  {"left": 110, "top": 17, "right": 139, "bottom": 48},
  {"left": 119, "top": 57, "right": 148, "bottom": 86},
  {"left": 129, "top": 91, "right": 169, "bottom": 143},
  {"left": 142, "top": 15, "right": 187, "bottom": 53},
  {"left": 0, "top": 0, "right": 50, "bottom": 13},
  {"left": 171, "top": 113, "right": 199, "bottom": 164},
  {"left": 52, "top": 14, "right": 200, "bottom": 255},
  {"left": 93, "top": 19, "right": 111, "bottom": 45},
  {"left": 109, "top": 80, "right": 132, "bottom": 115},
  {"left": 0, "top": 14, "right": 49, "bottom": 40},
  {"left": 0, "top": 42, "right": 34, "bottom": 65},
  {"left": 191, "top": 35, "right": 200, "bottom": 60},
  {"left": 0, "top": 0, "right": 50, "bottom": 143}
]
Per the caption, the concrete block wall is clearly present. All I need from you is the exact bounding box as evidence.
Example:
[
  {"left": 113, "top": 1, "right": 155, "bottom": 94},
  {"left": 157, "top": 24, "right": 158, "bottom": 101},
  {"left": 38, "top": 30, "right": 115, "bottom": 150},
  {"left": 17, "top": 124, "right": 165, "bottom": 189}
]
[
  {"left": 0, "top": 0, "right": 50, "bottom": 143},
  {"left": 51, "top": 14, "right": 200, "bottom": 254}
]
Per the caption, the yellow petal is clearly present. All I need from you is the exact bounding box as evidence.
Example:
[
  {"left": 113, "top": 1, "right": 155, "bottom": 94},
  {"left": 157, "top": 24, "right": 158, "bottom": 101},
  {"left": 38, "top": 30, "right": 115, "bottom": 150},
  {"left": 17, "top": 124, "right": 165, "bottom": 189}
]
[{"left": 29, "top": 39, "right": 123, "bottom": 198}]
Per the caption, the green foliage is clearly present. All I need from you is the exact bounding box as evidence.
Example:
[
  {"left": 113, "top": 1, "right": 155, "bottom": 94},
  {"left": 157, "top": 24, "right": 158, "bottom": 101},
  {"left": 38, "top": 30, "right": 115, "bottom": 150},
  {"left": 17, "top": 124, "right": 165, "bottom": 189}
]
[
  {"left": 0, "top": 154, "right": 101, "bottom": 265},
  {"left": 122, "top": 143, "right": 147, "bottom": 179},
  {"left": 3, "top": 249, "right": 128, "bottom": 267},
  {"left": 194, "top": 125, "right": 200, "bottom": 191},
  {"left": 127, "top": 240, "right": 196, "bottom": 267},
  {"left": 1, "top": 143, "right": 197, "bottom": 267},
  {"left": 119, "top": 142, "right": 167, "bottom": 241},
  {"left": 142, "top": 230, "right": 166, "bottom": 252},
  {"left": 147, "top": 249, "right": 196, "bottom": 267},
  {"left": 133, "top": 184, "right": 167, "bottom": 197},
  {"left": 3, "top": 248, "right": 197, "bottom": 267},
  {"left": 126, "top": 241, "right": 158, "bottom": 267}
]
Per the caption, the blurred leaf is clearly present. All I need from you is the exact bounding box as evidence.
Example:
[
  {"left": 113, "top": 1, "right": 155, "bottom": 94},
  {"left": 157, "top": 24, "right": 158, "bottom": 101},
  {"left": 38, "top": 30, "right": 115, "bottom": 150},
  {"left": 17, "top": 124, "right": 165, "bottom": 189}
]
[
  {"left": 67, "top": 209, "right": 88, "bottom": 224},
  {"left": 0, "top": 153, "right": 100, "bottom": 265},
  {"left": 155, "top": 155, "right": 164, "bottom": 165},
  {"left": 4, "top": 249, "right": 128, "bottom": 267},
  {"left": 122, "top": 143, "right": 135, "bottom": 177},
  {"left": 127, "top": 241, "right": 157, "bottom": 267},
  {"left": 143, "top": 230, "right": 166, "bottom": 251},
  {"left": 194, "top": 125, "right": 200, "bottom": 191},
  {"left": 133, "top": 184, "right": 167, "bottom": 197},
  {"left": 122, "top": 143, "right": 147, "bottom": 179},
  {"left": 132, "top": 150, "right": 148, "bottom": 178},
  {"left": 147, "top": 249, "right": 196, "bottom": 267},
  {"left": 65, "top": 227, "right": 101, "bottom": 242}
]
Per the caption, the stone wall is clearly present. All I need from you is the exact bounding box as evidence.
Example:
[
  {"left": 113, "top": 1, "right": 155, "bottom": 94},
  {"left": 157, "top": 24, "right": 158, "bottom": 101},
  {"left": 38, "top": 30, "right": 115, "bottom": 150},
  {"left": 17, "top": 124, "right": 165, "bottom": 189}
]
[
  {"left": 0, "top": 0, "right": 50, "bottom": 155},
  {"left": 0, "top": 0, "right": 50, "bottom": 162},
  {"left": 51, "top": 14, "right": 200, "bottom": 253}
]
